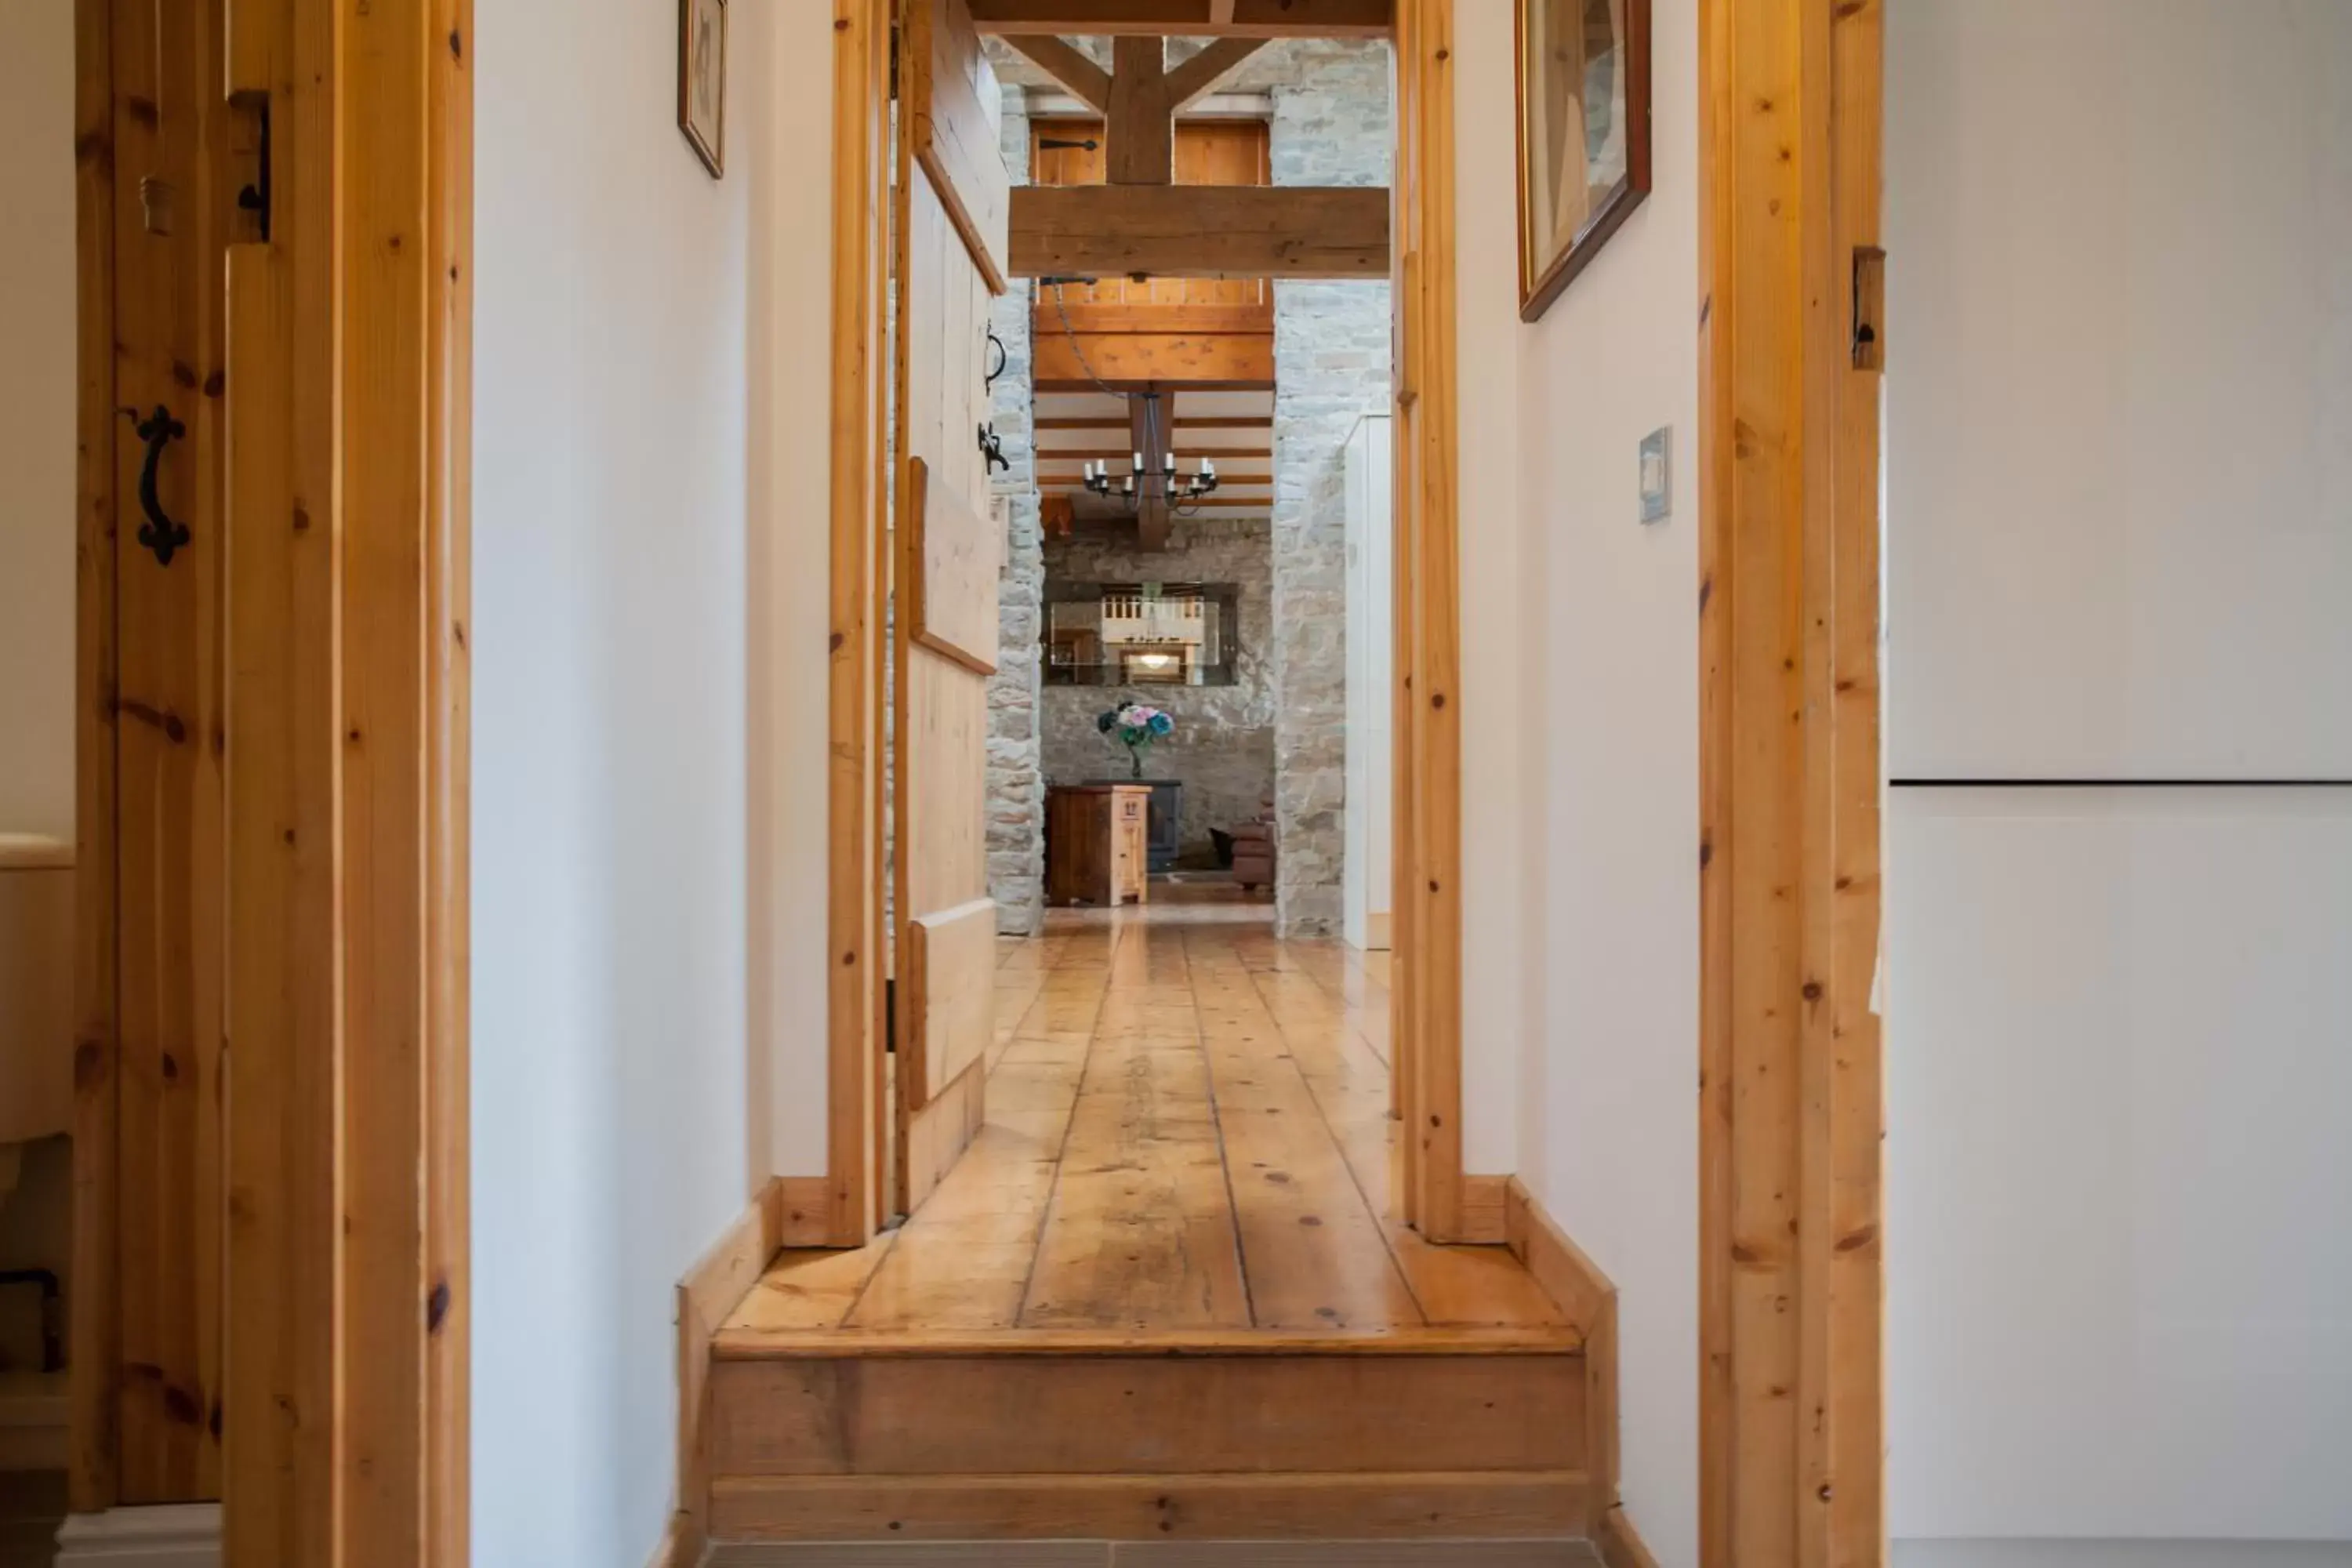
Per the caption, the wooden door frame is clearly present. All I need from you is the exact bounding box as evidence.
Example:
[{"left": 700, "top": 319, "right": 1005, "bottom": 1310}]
[
  {"left": 60, "top": 0, "right": 1883, "bottom": 1557},
  {"left": 1697, "top": 0, "right": 1886, "bottom": 1564},
  {"left": 816, "top": 0, "right": 1477, "bottom": 1247},
  {"left": 70, "top": 2, "right": 473, "bottom": 1562}
]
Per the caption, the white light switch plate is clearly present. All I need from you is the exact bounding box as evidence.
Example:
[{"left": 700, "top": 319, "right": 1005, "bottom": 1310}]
[{"left": 1639, "top": 426, "right": 1672, "bottom": 524}]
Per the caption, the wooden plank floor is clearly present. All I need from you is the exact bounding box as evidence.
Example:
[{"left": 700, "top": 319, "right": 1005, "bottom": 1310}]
[{"left": 724, "top": 887, "right": 1567, "bottom": 1348}]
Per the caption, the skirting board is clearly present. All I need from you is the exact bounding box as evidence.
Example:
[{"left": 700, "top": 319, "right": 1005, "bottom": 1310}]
[
  {"left": 1504, "top": 1178, "right": 1621, "bottom": 1540},
  {"left": 671, "top": 1177, "right": 795, "bottom": 1568},
  {"left": 53, "top": 1504, "right": 222, "bottom": 1566},
  {"left": 1595, "top": 1505, "right": 1661, "bottom": 1568},
  {"left": 1893, "top": 1545, "right": 2352, "bottom": 1568}
]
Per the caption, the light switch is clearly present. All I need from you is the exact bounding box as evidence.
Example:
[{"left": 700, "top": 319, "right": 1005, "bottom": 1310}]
[{"left": 1639, "top": 427, "right": 1672, "bottom": 524}]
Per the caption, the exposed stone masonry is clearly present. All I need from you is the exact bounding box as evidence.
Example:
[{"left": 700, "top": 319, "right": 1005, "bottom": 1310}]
[
  {"left": 981, "top": 38, "right": 1393, "bottom": 936},
  {"left": 1040, "top": 517, "right": 1276, "bottom": 863},
  {"left": 1269, "top": 42, "right": 1392, "bottom": 935},
  {"left": 985, "top": 86, "right": 1047, "bottom": 935}
]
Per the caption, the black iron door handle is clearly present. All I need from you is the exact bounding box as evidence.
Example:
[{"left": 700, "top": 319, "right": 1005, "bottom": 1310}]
[{"left": 123, "top": 404, "right": 191, "bottom": 567}]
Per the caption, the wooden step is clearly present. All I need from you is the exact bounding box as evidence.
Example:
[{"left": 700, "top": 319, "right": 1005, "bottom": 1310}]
[{"left": 704, "top": 1332, "right": 1591, "bottom": 1542}]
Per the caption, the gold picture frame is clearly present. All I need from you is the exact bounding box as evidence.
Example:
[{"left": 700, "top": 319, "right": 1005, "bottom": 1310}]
[
  {"left": 679, "top": 0, "right": 728, "bottom": 178},
  {"left": 1515, "top": 0, "right": 1652, "bottom": 321}
]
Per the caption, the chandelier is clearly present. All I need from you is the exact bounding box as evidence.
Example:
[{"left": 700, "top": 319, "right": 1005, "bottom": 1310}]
[{"left": 1083, "top": 451, "right": 1221, "bottom": 507}]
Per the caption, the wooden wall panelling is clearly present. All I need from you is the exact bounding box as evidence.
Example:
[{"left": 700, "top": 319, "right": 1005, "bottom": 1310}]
[
  {"left": 827, "top": 0, "right": 891, "bottom": 1247},
  {"left": 424, "top": 0, "right": 477, "bottom": 1559},
  {"left": 107, "top": 0, "right": 230, "bottom": 1501},
  {"left": 221, "top": 0, "right": 343, "bottom": 1552},
  {"left": 70, "top": 0, "right": 121, "bottom": 1513},
  {"left": 1697, "top": 0, "right": 1885, "bottom": 1563}
]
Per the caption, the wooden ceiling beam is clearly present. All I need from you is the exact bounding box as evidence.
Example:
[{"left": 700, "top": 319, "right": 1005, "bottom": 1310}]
[
  {"left": 1000, "top": 35, "right": 1112, "bottom": 113},
  {"left": 969, "top": 0, "right": 1392, "bottom": 37},
  {"left": 1107, "top": 36, "right": 1174, "bottom": 183},
  {"left": 1164, "top": 37, "right": 1269, "bottom": 111},
  {"left": 1034, "top": 414, "right": 1274, "bottom": 430},
  {"left": 1129, "top": 393, "right": 1173, "bottom": 550},
  {"left": 1012, "top": 184, "right": 1389, "bottom": 278}
]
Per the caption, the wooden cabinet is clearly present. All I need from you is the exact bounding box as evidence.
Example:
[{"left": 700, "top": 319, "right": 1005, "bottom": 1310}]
[{"left": 1046, "top": 785, "right": 1151, "bottom": 907}]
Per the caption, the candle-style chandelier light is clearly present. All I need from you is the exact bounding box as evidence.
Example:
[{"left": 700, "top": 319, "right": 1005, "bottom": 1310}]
[
  {"left": 1082, "top": 450, "right": 1220, "bottom": 506},
  {"left": 1080, "top": 389, "right": 1219, "bottom": 509}
]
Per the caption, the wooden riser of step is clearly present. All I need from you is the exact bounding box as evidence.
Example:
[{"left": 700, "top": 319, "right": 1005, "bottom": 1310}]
[
  {"left": 706, "top": 1469, "right": 1598, "bottom": 1542},
  {"left": 705, "top": 1342, "right": 1589, "bottom": 1540}
]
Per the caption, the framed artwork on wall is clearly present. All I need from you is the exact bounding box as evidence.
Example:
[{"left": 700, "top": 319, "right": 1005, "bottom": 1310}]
[
  {"left": 1515, "top": 0, "right": 1652, "bottom": 321},
  {"left": 679, "top": 0, "right": 728, "bottom": 178}
]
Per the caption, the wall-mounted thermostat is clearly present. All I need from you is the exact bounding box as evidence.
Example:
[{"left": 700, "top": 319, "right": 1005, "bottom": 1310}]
[{"left": 1639, "top": 426, "right": 1672, "bottom": 524}]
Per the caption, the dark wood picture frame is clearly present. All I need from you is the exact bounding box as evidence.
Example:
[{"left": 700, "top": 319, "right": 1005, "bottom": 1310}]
[
  {"left": 678, "top": 0, "right": 728, "bottom": 177},
  {"left": 1515, "top": 0, "right": 1652, "bottom": 321}
]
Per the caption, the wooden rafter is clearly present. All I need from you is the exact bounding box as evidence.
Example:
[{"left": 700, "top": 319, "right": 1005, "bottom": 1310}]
[
  {"left": 969, "top": 0, "right": 1392, "bottom": 35},
  {"left": 1011, "top": 184, "right": 1389, "bottom": 278},
  {"left": 1108, "top": 36, "right": 1173, "bottom": 182},
  {"left": 1000, "top": 34, "right": 1111, "bottom": 111},
  {"left": 1165, "top": 37, "right": 1269, "bottom": 109}
]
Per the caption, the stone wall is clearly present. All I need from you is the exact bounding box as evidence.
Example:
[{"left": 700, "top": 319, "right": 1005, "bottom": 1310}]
[
  {"left": 1269, "top": 43, "right": 1392, "bottom": 935},
  {"left": 985, "top": 86, "right": 1047, "bottom": 935},
  {"left": 982, "top": 39, "right": 1393, "bottom": 934},
  {"left": 1040, "top": 517, "right": 1276, "bottom": 862}
]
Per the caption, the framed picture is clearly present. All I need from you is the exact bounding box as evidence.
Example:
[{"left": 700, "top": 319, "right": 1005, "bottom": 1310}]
[
  {"left": 1515, "top": 0, "right": 1652, "bottom": 321},
  {"left": 678, "top": 0, "right": 728, "bottom": 178}
]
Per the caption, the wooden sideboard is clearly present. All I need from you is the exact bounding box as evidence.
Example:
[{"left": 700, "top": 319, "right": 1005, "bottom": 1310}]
[{"left": 1046, "top": 785, "right": 1151, "bottom": 907}]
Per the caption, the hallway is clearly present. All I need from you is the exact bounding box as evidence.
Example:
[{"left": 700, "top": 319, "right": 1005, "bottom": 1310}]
[{"left": 725, "top": 893, "right": 1563, "bottom": 1341}]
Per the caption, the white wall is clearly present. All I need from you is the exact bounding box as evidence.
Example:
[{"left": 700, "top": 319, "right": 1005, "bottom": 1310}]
[
  {"left": 1454, "top": 8, "right": 1530, "bottom": 1179},
  {"left": 1341, "top": 415, "right": 1392, "bottom": 955},
  {"left": 1888, "top": 0, "right": 2352, "bottom": 782},
  {"left": 0, "top": 0, "right": 78, "bottom": 841},
  {"left": 1460, "top": 0, "right": 1703, "bottom": 1560},
  {"left": 470, "top": 3, "right": 833, "bottom": 1563},
  {"left": 1887, "top": 2, "right": 2352, "bottom": 1563}
]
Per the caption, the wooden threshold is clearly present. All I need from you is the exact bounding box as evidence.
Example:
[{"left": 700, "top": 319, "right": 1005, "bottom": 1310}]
[{"left": 715, "top": 1324, "right": 1579, "bottom": 1358}]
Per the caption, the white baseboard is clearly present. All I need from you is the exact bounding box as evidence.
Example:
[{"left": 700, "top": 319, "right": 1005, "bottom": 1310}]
[
  {"left": 1894, "top": 1542, "right": 2352, "bottom": 1568},
  {"left": 53, "top": 1504, "right": 223, "bottom": 1566}
]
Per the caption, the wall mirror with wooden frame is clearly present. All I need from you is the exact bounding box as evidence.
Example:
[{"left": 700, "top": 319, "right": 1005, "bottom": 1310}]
[{"left": 1044, "top": 583, "right": 1243, "bottom": 688}]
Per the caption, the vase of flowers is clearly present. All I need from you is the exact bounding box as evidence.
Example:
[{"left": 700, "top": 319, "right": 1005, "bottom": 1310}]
[{"left": 1097, "top": 702, "right": 1174, "bottom": 779}]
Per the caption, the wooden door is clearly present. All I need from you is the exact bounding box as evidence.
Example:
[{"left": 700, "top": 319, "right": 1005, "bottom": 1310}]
[
  {"left": 891, "top": 0, "right": 1011, "bottom": 1215},
  {"left": 82, "top": 0, "right": 238, "bottom": 1506}
]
